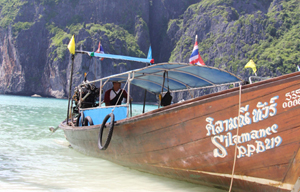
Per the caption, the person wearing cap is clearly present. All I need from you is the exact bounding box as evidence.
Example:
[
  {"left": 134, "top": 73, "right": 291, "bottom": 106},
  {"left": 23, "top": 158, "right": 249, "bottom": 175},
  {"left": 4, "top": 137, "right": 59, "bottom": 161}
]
[{"left": 104, "top": 81, "right": 128, "bottom": 106}]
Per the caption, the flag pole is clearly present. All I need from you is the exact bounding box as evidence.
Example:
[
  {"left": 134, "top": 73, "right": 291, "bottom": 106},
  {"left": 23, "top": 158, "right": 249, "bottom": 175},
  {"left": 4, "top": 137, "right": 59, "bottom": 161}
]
[
  {"left": 67, "top": 54, "right": 74, "bottom": 125},
  {"left": 66, "top": 34, "right": 76, "bottom": 125}
]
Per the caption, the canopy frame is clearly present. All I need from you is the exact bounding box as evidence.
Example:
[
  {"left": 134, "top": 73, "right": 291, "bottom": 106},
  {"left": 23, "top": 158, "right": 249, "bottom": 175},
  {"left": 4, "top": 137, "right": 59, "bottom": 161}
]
[{"left": 80, "top": 62, "right": 244, "bottom": 95}]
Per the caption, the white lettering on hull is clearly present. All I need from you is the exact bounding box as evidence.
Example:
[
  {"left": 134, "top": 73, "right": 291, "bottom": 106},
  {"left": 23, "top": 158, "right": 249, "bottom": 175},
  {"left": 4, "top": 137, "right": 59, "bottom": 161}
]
[{"left": 206, "top": 96, "right": 284, "bottom": 158}]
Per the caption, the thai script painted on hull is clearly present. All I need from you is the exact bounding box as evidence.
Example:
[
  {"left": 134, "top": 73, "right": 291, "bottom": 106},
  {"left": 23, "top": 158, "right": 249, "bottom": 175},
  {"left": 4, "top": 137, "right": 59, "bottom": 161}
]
[
  {"left": 206, "top": 96, "right": 282, "bottom": 158},
  {"left": 282, "top": 89, "right": 300, "bottom": 108}
]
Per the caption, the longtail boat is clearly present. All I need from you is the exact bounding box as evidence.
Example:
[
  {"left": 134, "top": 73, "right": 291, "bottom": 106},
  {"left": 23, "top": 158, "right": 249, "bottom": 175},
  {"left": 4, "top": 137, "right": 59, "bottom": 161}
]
[{"left": 59, "top": 46, "right": 300, "bottom": 192}]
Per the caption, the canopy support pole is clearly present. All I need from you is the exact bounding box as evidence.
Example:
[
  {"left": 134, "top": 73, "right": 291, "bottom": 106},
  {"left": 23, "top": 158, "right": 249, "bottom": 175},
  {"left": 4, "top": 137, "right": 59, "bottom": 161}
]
[
  {"left": 143, "top": 63, "right": 149, "bottom": 113},
  {"left": 99, "top": 80, "right": 102, "bottom": 107},
  {"left": 142, "top": 90, "right": 147, "bottom": 113}
]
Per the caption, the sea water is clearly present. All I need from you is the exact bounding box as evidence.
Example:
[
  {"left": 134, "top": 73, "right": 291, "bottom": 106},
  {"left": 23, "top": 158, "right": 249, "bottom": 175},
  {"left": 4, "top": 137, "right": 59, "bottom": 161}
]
[{"left": 0, "top": 95, "right": 225, "bottom": 192}]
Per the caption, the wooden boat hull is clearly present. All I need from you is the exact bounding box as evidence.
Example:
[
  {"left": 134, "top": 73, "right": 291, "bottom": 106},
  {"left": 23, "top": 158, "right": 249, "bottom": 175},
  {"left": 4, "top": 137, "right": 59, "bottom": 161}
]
[{"left": 60, "top": 72, "right": 300, "bottom": 191}]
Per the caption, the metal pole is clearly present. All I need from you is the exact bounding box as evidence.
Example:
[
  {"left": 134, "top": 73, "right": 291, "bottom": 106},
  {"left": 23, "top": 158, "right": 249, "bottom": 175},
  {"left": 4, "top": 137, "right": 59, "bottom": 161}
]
[
  {"left": 99, "top": 80, "right": 102, "bottom": 107},
  {"left": 143, "top": 63, "right": 149, "bottom": 113},
  {"left": 127, "top": 73, "right": 131, "bottom": 116},
  {"left": 142, "top": 90, "right": 146, "bottom": 113},
  {"left": 67, "top": 54, "right": 75, "bottom": 124}
]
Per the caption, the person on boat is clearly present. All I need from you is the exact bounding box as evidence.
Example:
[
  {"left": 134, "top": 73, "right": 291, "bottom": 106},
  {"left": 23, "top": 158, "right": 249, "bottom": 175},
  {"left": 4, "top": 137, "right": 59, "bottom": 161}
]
[{"left": 104, "top": 81, "right": 128, "bottom": 106}]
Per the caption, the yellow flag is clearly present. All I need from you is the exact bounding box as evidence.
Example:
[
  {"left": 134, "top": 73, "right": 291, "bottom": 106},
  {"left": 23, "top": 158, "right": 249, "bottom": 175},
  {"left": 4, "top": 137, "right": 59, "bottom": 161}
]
[
  {"left": 245, "top": 59, "right": 257, "bottom": 73},
  {"left": 67, "top": 35, "right": 75, "bottom": 55}
]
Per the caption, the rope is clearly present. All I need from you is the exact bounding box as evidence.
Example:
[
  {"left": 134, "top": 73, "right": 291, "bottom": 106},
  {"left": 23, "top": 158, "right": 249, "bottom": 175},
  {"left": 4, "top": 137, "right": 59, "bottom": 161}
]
[
  {"left": 111, "top": 80, "right": 129, "bottom": 113},
  {"left": 229, "top": 83, "right": 242, "bottom": 192}
]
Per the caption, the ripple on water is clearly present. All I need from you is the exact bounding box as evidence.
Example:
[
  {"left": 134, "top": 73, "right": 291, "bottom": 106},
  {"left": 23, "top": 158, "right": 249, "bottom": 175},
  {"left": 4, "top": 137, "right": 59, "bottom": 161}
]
[{"left": 0, "top": 95, "right": 225, "bottom": 192}]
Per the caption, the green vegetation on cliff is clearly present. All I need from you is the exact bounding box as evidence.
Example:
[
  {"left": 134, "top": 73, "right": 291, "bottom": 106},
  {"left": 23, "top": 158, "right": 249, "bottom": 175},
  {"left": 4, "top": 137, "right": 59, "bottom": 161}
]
[
  {"left": 249, "top": 0, "right": 300, "bottom": 74},
  {"left": 47, "top": 22, "right": 145, "bottom": 62},
  {"left": 169, "top": 0, "right": 300, "bottom": 76},
  {"left": 0, "top": 0, "right": 27, "bottom": 28},
  {"left": 12, "top": 21, "right": 34, "bottom": 36},
  {"left": 87, "top": 23, "right": 145, "bottom": 57}
]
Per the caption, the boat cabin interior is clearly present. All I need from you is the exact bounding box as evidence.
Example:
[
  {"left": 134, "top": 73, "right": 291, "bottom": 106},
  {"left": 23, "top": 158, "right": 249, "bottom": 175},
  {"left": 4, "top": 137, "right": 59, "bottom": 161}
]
[{"left": 70, "top": 63, "right": 243, "bottom": 127}]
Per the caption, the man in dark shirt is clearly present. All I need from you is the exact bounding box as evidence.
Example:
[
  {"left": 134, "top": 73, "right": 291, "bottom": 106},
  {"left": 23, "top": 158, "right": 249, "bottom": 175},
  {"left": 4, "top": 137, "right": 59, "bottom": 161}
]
[{"left": 104, "top": 81, "right": 128, "bottom": 106}]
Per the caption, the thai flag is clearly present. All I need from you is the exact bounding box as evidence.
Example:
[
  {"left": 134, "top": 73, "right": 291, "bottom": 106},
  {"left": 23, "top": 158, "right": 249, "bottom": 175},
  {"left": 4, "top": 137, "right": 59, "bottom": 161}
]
[
  {"left": 189, "top": 40, "right": 205, "bottom": 65},
  {"left": 96, "top": 42, "right": 104, "bottom": 60}
]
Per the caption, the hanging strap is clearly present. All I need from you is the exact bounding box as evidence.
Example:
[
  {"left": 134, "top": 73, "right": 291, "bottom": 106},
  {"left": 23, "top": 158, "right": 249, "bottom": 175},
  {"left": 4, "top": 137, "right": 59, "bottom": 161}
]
[
  {"left": 159, "top": 71, "right": 166, "bottom": 107},
  {"left": 166, "top": 71, "right": 169, "bottom": 91},
  {"left": 161, "top": 71, "right": 170, "bottom": 92},
  {"left": 161, "top": 71, "right": 166, "bottom": 94}
]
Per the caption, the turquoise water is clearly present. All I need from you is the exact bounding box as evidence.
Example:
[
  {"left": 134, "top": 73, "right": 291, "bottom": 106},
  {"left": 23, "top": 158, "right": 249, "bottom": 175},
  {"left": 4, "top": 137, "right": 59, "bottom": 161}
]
[{"left": 0, "top": 95, "right": 224, "bottom": 192}]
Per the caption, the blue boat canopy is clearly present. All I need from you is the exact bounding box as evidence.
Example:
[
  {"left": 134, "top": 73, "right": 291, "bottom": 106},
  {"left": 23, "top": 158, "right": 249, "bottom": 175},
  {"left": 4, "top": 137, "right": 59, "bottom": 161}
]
[{"left": 100, "top": 63, "right": 243, "bottom": 94}]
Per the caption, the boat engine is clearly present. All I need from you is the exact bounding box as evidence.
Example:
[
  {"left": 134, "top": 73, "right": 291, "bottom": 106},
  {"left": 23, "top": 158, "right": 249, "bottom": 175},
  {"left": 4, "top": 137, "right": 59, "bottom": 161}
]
[{"left": 73, "top": 83, "right": 100, "bottom": 111}]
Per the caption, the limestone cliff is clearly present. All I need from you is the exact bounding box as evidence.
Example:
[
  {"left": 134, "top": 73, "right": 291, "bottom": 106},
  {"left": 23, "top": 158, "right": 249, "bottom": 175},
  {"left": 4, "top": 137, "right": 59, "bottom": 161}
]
[{"left": 0, "top": 0, "right": 299, "bottom": 102}]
